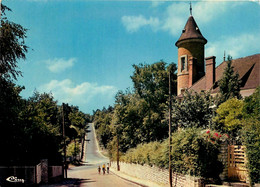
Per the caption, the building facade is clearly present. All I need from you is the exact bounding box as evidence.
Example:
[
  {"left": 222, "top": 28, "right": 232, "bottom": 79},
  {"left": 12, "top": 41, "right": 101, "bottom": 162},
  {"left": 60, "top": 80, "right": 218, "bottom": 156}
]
[{"left": 175, "top": 13, "right": 259, "bottom": 97}]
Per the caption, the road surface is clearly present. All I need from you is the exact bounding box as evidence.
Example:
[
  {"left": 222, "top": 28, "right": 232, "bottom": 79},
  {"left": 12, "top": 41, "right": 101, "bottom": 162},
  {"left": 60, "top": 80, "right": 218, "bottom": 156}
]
[{"left": 64, "top": 123, "right": 140, "bottom": 187}]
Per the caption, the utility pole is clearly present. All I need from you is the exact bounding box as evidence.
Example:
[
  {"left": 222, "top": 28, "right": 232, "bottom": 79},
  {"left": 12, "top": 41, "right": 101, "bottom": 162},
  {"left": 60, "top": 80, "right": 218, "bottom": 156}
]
[
  {"left": 169, "top": 69, "right": 173, "bottom": 187},
  {"left": 62, "top": 103, "right": 67, "bottom": 179},
  {"left": 0, "top": 0, "right": 2, "bottom": 20},
  {"left": 117, "top": 134, "right": 120, "bottom": 171}
]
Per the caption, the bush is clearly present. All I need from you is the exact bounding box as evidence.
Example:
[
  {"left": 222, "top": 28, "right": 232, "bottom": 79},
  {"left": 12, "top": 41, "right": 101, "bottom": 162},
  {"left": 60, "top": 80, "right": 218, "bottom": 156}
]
[
  {"left": 121, "top": 140, "right": 168, "bottom": 168},
  {"left": 241, "top": 119, "right": 260, "bottom": 185},
  {"left": 120, "top": 128, "right": 224, "bottom": 180},
  {"left": 67, "top": 140, "right": 80, "bottom": 158},
  {"left": 171, "top": 128, "right": 223, "bottom": 179},
  {"left": 214, "top": 98, "right": 244, "bottom": 138}
]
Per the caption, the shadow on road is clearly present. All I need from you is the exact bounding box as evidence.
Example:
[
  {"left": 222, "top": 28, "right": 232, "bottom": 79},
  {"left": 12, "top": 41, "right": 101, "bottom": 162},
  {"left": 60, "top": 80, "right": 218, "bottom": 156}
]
[{"left": 40, "top": 178, "right": 96, "bottom": 186}]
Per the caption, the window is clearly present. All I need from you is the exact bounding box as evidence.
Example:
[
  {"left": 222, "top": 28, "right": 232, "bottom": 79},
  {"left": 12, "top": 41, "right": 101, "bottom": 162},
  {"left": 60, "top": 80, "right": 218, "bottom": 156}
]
[
  {"left": 181, "top": 57, "right": 185, "bottom": 71},
  {"left": 180, "top": 55, "right": 187, "bottom": 72}
]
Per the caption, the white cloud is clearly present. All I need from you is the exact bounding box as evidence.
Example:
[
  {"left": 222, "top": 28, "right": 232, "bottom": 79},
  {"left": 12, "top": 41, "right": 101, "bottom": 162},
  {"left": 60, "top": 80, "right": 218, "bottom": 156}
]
[
  {"left": 151, "top": 1, "right": 165, "bottom": 7},
  {"left": 121, "top": 15, "right": 160, "bottom": 33},
  {"left": 161, "top": 2, "right": 229, "bottom": 36},
  {"left": 249, "top": 0, "right": 260, "bottom": 5},
  {"left": 161, "top": 3, "right": 187, "bottom": 36},
  {"left": 39, "top": 79, "right": 118, "bottom": 108},
  {"left": 192, "top": 2, "right": 228, "bottom": 24},
  {"left": 206, "top": 32, "right": 260, "bottom": 64},
  {"left": 45, "top": 58, "right": 76, "bottom": 73},
  {"left": 122, "top": 2, "right": 230, "bottom": 36}
]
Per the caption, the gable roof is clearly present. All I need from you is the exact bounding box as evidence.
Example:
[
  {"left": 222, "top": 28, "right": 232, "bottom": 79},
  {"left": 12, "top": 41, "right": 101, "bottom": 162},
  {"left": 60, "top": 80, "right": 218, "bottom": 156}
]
[
  {"left": 188, "top": 54, "right": 260, "bottom": 94},
  {"left": 175, "top": 16, "right": 207, "bottom": 46}
]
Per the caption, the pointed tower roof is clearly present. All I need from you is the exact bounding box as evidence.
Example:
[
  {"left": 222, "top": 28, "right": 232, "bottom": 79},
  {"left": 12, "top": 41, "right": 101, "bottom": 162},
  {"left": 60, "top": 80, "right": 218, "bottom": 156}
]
[{"left": 175, "top": 15, "right": 207, "bottom": 47}]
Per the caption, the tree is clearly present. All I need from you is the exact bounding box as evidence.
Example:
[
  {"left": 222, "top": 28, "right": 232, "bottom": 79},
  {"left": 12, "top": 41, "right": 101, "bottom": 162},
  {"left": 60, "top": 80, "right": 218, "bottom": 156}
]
[
  {"left": 172, "top": 91, "right": 214, "bottom": 129},
  {"left": 0, "top": 4, "right": 28, "bottom": 81},
  {"left": 131, "top": 61, "right": 177, "bottom": 105},
  {"left": 243, "top": 86, "right": 260, "bottom": 120},
  {"left": 20, "top": 92, "right": 62, "bottom": 165},
  {"left": 94, "top": 61, "right": 177, "bottom": 156},
  {"left": 130, "top": 61, "right": 177, "bottom": 141},
  {"left": 0, "top": 79, "right": 25, "bottom": 165},
  {"left": 218, "top": 55, "right": 241, "bottom": 104},
  {"left": 214, "top": 98, "right": 244, "bottom": 138},
  {"left": 93, "top": 108, "right": 113, "bottom": 149}
]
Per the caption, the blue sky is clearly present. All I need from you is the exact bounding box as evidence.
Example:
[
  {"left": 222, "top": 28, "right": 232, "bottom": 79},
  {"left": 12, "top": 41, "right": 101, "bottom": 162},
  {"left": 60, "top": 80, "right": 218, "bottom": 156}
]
[{"left": 3, "top": 0, "right": 260, "bottom": 114}]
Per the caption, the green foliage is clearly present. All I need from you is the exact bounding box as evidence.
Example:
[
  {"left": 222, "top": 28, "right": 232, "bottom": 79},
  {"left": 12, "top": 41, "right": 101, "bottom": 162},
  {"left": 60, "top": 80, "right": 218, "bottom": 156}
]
[
  {"left": 94, "top": 61, "right": 177, "bottom": 154},
  {"left": 93, "top": 107, "right": 113, "bottom": 148},
  {"left": 120, "top": 128, "right": 223, "bottom": 179},
  {"left": 240, "top": 88, "right": 260, "bottom": 185},
  {"left": 0, "top": 78, "right": 26, "bottom": 164},
  {"left": 243, "top": 86, "right": 260, "bottom": 120},
  {"left": 173, "top": 91, "right": 214, "bottom": 129},
  {"left": 214, "top": 98, "right": 244, "bottom": 137},
  {"left": 19, "top": 92, "right": 62, "bottom": 164},
  {"left": 131, "top": 61, "right": 177, "bottom": 104},
  {"left": 67, "top": 140, "right": 80, "bottom": 158},
  {"left": 171, "top": 128, "right": 222, "bottom": 178},
  {"left": 120, "top": 140, "right": 168, "bottom": 168},
  {"left": 0, "top": 86, "right": 90, "bottom": 165},
  {"left": 218, "top": 55, "right": 241, "bottom": 104},
  {"left": 69, "top": 107, "right": 88, "bottom": 140},
  {"left": 0, "top": 4, "right": 28, "bottom": 80},
  {"left": 240, "top": 119, "right": 260, "bottom": 185}
]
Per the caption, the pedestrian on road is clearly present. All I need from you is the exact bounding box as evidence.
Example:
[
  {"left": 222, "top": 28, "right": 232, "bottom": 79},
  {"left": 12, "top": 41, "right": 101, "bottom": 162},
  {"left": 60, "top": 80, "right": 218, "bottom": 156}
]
[
  {"left": 98, "top": 166, "right": 101, "bottom": 174},
  {"left": 102, "top": 164, "right": 106, "bottom": 175},
  {"left": 107, "top": 163, "right": 109, "bottom": 174}
]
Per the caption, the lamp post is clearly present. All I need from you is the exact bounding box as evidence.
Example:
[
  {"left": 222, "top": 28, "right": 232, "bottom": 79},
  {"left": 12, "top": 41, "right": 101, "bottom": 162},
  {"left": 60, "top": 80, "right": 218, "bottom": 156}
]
[
  {"left": 209, "top": 104, "right": 216, "bottom": 129},
  {"left": 169, "top": 69, "right": 173, "bottom": 187}
]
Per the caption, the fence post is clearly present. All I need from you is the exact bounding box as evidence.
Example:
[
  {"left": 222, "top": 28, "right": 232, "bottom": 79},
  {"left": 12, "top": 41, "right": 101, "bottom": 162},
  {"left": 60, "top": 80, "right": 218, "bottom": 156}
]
[{"left": 41, "top": 159, "right": 48, "bottom": 183}]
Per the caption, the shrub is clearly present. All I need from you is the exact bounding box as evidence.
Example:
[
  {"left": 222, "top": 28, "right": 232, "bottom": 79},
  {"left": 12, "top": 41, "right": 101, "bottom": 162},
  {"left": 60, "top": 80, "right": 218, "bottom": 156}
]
[
  {"left": 121, "top": 140, "right": 168, "bottom": 168},
  {"left": 171, "top": 128, "right": 223, "bottom": 179},
  {"left": 241, "top": 119, "right": 260, "bottom": 185},
  {"left": 67, "top": 140, "right": 80, "bottom": 158},
  {"left": 120, "top": 128, "right": 224, "bottom": 180},
  {"left": 214, "top": 98, "right": 244, "bottom": 138}
]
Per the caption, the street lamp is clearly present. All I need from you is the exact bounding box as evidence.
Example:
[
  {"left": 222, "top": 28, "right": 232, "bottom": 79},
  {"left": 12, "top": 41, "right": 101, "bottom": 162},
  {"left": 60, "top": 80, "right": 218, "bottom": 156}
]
[{"left": 209, "top": 104, "right": 216, "bottom": 129}]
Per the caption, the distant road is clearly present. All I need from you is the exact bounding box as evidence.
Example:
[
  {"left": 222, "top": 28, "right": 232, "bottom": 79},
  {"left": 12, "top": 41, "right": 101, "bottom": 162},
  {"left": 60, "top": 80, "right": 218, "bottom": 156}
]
[{"left": 67, "top": 123, "right": 140, "bottom": 187}]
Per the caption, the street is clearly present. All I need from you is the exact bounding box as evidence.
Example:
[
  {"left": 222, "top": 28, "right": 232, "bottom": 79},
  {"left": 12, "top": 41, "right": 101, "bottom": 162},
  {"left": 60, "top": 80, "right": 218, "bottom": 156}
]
[{"left": 45, "top": 123, "right": 140, "bottom": 187}]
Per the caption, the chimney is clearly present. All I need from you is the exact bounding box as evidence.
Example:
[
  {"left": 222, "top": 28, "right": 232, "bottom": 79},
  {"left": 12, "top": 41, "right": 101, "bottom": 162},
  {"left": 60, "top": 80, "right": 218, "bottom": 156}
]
[
  {"left": 188, "top": 57, "right": 197, "bottom": 87},
  {"left": 205, "top": 56, "right": 216, "bottom": 90}
]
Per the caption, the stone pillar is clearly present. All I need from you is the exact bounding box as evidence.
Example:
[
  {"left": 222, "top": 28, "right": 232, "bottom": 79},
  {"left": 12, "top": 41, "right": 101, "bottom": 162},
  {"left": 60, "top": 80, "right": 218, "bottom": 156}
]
[
  {"left": 41, "top": 159, "right": 48, "bottom": 183},
  {"left": 219, "top": 142, "right": 228, "bottom": 181}
]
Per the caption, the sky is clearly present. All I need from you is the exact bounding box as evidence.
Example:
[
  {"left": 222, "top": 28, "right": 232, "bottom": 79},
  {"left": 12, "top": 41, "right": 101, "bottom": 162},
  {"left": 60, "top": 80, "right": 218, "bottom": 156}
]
[{"left": 2, "top": 0, "right": 260, "bottom": 114}]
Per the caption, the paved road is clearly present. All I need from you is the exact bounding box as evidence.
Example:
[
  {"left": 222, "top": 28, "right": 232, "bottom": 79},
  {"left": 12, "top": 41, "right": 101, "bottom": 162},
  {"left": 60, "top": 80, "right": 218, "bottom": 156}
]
[{"left": 60, "top": 123, "right": 140, "bottom": 187}]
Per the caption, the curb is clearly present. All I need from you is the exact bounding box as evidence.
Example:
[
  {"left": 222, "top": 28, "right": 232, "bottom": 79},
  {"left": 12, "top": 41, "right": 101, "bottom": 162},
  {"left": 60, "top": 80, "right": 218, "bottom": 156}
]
[
  {"left": 110, "top": 169, "right": 148, "bottom": 187},
  {"left": 110, "top": 168, "right": 167, "bottom": 187}
]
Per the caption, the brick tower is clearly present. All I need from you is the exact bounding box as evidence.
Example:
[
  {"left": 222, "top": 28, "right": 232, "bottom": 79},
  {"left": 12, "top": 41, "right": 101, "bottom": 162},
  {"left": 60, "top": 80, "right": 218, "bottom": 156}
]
[{"left": 175, "top": 11, "right": 207, "bottom": 95}]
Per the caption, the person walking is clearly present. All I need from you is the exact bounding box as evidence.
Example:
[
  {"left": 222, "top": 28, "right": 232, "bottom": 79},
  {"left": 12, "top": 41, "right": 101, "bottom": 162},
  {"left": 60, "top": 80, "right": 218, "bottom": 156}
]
[
  {"left": 102, "top": 164, "right": 106, "bottom": 175},
  {"left": 107, "top": 163, "right": 109, "bottom": 174},
  {"left": 98, "top": 166, "right": 101, "bottom": 174}
]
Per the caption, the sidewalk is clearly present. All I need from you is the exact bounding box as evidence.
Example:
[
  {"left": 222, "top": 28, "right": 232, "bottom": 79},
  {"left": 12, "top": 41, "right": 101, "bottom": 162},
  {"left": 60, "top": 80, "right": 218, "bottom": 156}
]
[{"left": 110, "top": 167, "right": 168, "bottom": 187}]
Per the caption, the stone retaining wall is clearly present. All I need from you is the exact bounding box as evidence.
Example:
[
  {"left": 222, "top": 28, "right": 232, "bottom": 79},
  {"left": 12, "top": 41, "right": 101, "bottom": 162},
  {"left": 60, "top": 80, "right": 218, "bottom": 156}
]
[{"left": 111, "top": 162, "right": 203, "bottom": 187}]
